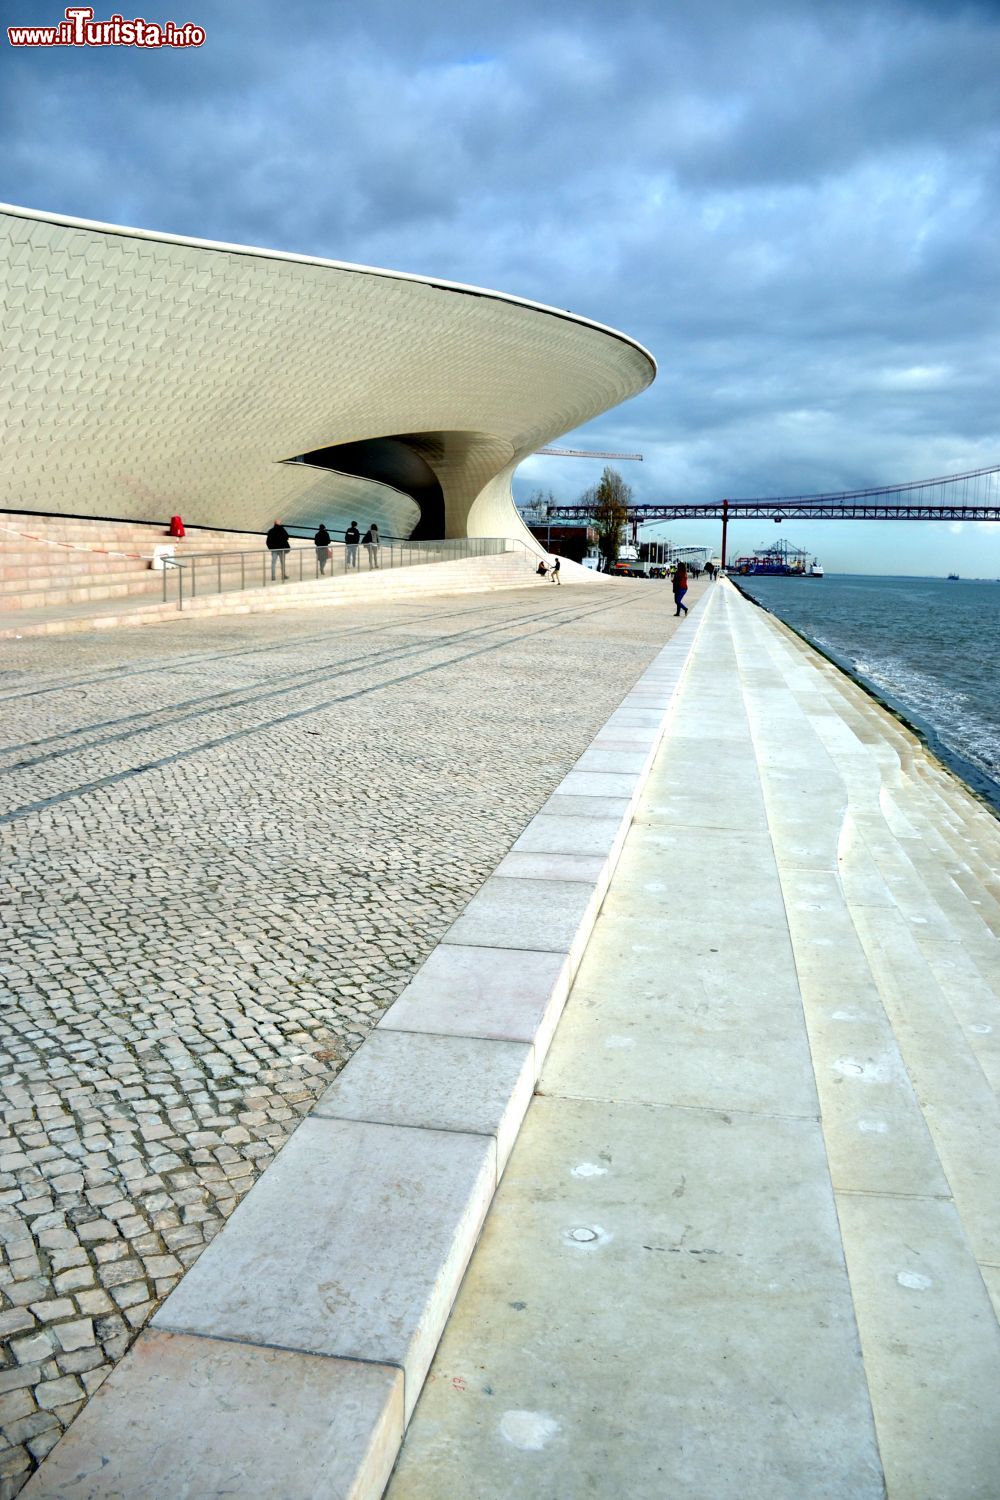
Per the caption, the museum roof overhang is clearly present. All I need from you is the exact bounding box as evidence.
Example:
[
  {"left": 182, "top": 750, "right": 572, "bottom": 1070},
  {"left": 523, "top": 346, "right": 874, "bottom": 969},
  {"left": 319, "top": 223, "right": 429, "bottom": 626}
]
[{"left": 0, "top": 204, "right": 657, "bottom": 538}]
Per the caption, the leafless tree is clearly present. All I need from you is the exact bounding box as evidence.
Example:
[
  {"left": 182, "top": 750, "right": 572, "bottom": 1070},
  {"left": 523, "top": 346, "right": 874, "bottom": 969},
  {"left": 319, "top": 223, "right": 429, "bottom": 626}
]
[{"left": 582, "top": 467, "right": 631, "bottom": 569}]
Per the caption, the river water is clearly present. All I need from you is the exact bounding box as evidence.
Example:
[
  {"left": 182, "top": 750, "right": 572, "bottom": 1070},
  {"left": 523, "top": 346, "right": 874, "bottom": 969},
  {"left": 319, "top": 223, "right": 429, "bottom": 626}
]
[{"left": 732, "top": 574, "right": 1000, "bottom": 813}]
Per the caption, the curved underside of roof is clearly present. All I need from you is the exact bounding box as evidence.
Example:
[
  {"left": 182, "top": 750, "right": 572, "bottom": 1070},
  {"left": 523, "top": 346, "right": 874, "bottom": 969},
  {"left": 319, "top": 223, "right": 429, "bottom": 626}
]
[{"left": 0, "top": 204, "right": 655, "bottom": 543}]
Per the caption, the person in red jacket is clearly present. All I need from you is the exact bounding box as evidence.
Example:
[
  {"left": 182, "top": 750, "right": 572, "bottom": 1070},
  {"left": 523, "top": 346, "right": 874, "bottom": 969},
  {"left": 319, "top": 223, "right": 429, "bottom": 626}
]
[{"left": 672, "top": 562, "right": 689, "bottom": 616}]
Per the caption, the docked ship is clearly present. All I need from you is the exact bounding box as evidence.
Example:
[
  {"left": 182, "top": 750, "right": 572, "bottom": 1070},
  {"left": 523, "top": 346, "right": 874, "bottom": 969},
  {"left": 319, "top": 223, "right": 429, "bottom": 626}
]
[{"left": 732, "top": 538, "right": 824, "bottom": 577}]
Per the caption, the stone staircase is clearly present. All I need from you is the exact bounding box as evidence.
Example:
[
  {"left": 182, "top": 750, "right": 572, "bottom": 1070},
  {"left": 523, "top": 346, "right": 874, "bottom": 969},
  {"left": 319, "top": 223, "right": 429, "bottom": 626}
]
[
  {"left": 0, "top": 512, "right": 270, "bottom": 613},
  {"left": 724, "top": 585, "right": 1000, "bottom": 1416},
  {"left": 0, "top": 513, "right": 561, "bottom": 638}
]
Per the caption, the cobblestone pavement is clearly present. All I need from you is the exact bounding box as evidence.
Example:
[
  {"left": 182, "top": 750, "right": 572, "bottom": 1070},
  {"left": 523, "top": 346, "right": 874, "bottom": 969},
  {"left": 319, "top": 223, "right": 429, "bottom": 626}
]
[{"left": 0, "top": 580, "right": 700, "bottom": 1493}]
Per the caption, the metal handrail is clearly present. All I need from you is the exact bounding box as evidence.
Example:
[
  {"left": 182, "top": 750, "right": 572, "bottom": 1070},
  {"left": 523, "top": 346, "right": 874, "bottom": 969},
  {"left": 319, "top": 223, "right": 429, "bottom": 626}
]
[{"left": 161, "top": 535, "right": 535, "bottom": 610}]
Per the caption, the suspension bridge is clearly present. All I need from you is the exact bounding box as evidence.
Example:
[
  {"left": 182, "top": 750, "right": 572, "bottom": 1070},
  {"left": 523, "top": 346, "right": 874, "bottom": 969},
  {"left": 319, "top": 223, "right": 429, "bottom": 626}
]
[{"left": 544, "top": 462, "right": 1000, "bottom": 565}]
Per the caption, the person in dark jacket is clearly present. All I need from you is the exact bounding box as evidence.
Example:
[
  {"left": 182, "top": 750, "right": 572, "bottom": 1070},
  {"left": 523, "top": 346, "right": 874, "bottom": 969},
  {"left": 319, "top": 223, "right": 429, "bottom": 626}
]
[
  {"left": 266, "top": 520, "right": 290, "bottom": 581},
  {"left": 344, "top": 521, "right": 360, "bottom": 570},
  {"left": 314, "top": 523, "right": 331, "bottom": 576},
  {"left": 551, "top": 557, "right": 561, "bottom": 584}
]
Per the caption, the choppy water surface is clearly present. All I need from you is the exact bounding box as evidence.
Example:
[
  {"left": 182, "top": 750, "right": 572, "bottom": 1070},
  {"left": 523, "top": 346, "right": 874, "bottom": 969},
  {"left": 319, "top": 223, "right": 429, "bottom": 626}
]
[{"left": 735, "top": 574, "right": 1000, "bottom": 811}]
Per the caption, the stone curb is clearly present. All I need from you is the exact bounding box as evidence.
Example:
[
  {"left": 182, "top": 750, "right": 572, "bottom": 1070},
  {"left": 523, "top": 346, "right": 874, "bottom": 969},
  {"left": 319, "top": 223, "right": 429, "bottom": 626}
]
[{"left": 22, "top": 590, "right": 717, "bottom": 1500}]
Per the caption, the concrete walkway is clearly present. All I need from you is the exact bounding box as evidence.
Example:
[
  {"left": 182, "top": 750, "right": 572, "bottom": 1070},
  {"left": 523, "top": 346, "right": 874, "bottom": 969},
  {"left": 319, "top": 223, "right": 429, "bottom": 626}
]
[
  {"left": 12, "top": 580, "right": 693, "bottom": 1499},
  {"left": 387, "top": 581, "right": 1000, "bottom": 1499}
]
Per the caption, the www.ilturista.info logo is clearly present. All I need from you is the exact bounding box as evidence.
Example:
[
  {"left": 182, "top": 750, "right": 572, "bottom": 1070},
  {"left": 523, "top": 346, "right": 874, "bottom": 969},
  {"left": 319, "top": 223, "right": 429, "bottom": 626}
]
[{"left": 7, "top": 6, "right": 205, "bottom": 46}]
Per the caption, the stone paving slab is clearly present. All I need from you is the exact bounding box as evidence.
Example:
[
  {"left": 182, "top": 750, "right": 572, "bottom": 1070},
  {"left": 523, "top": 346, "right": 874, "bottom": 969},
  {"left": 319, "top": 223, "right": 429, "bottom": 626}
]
[
  {"left": 386, "top": 1101, "right": 883, "bottom": 1500},
  {"left": 510, "top": 812, "right": 627, "bottom": 857},
  {"left": 152, "top": 1118, "right": 497, "bottom": 1422},
  {"left": 836, "top": 1192, "right": 1000, "bottom": 1500},
  {"left": 441, "top": 875, "right": 604, "bottom": 961},
  {"left": 313, "top": 1030, "right": 535, "bottom": 1172},
  {"left": 492, "top": 850, "right": 610, "bottom": 884},
  {"left": 21, "top": 1330, "right": 403, "bottom": 1500},
  {"left": 537, "top": 911, "right": 820, "bottom": 1119},
  {"left": 376, "top": 944, "right": 572, "bottom": 1054}
]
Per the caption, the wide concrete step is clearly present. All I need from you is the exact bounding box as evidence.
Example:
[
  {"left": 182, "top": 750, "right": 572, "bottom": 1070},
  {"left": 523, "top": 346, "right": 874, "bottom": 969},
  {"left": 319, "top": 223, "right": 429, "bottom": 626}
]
[
  {"left": 723, "top": 585, "right": 1000, "bottom": 1500},
  {"left": 0, "top": 578, "right": 168, "bottom": 610},
  {"left": 0, "top": 552, "right": 549, "bottom": 638},
  {"left": 739, "top": 602, "right": 1000, "bottom": 921},
  {"left": 1, "top": 512, "right": 268, "bottom": 545},
  {"left": 0, "top": 555, "right": 160, "bottom": 579}
]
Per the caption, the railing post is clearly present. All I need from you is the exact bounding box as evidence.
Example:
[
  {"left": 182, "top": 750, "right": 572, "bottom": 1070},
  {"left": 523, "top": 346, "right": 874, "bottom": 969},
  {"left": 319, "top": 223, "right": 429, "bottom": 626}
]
[
  {"left": 178, "top": 566, "right": 184, "bottom": 612},
  {"left": 299, "top": 549, "right": 303, "bottom": 584},
  {"left": 191, "top": 559, "right": 196, "bottom": 598},
  {"left": 217, "top": 555, "right": 222, "bottom": 594},
  {"left": 241, "top": 553, "right": 245, "bottom": 592}
]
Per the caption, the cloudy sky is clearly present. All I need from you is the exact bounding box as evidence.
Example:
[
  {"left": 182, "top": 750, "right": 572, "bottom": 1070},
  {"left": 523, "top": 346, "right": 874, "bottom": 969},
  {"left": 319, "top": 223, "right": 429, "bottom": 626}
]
[{"left": 4, "top": 0, "right": 1000, "bottom": 574}]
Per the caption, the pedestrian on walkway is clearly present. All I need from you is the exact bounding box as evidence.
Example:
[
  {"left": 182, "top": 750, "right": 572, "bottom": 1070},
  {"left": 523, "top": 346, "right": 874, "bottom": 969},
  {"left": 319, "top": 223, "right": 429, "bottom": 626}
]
[
  {"left": 266, "top": 519, "right": 290, "bottom": 581},
  {"left": 673, "top": 561, "right": 689, "bottom": 616},
  {"left": 344, "top": 521, "right": 360, "bottom": 569},
  {"left": 314, "top": 523, "right": 331, "bottom": 576},
  {"left": 551, "top": 557, "right": 561, "bottom": 584},
  {"left": 363, "top": 523, "right": 381, "bottom": 569}
]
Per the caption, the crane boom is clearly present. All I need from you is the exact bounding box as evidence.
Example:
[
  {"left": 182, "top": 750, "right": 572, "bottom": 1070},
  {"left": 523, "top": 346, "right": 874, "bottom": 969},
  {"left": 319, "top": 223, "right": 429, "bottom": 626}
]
[{"left": 536, "top": 447, "right": 643, "bottom": 460}]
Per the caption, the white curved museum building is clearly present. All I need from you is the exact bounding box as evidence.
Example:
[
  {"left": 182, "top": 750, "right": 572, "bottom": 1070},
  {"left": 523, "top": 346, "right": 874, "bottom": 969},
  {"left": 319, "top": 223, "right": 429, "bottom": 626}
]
[{"left": 0, "top": 204, "right": 655, "bottom": 543}]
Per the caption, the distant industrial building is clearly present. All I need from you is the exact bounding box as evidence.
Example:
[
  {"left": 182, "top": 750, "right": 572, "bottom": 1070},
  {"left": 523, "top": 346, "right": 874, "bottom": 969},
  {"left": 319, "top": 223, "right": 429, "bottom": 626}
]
[{"left": 525, "top": 522, "right": 598, "bottom": 563}]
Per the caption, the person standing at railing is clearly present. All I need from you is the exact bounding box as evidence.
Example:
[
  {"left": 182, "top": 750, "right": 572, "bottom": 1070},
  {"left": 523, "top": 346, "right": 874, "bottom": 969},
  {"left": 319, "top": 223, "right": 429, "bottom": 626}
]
[
  {"left": 345, "top": 521, "right": 360, "bottom": 570},
  {"left": 266, "top": 520, "right": 290, "bottom": 581},
  {"left": 314, "top": 523, "right": 331, "bottom": 576},
  {"left": 363, "top": 523, "right": 381, "bottom": 569}
]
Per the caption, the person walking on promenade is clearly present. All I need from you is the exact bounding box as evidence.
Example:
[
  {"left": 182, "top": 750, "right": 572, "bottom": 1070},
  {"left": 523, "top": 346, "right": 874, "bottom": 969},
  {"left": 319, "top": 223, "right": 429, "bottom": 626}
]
[
  {"left": 314, "top": 523, "right": 331, "bottom": 576},
  {"left": 551, "top": 557, "right": 561, "bottom": 584},
  {"left": 705, "top": 561, "right": 715, "bottom": 581},
  {"left": 363, "top": 522, "right": 381, "bottom": 569},
  {"left": 266, "top": 519, "right": 290, "bottom": 581},
  {"left": 672, "top": 560, "right": 689, "bottom": 616},
  {"left": 344, "top": 521, "right": 360, "bottom": 569}
]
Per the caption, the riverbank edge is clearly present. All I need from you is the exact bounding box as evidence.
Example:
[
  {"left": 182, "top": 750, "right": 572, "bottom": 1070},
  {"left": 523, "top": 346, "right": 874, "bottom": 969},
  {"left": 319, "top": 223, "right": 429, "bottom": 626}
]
[{"left": 729, "top": 576, "right": 1000, "bottom": 821}]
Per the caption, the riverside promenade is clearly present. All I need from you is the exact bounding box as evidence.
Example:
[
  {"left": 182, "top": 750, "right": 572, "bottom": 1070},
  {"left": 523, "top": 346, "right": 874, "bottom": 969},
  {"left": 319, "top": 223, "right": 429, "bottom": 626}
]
[
  {"left": 389, "top": 581, "right": 1000, "bottom": 1499},
  {"left": 0, "top": 578, "right": 697, "bottom": 1496},
  {"left": 13, "top": 578, "right": 1000, "bottom": 1497}
]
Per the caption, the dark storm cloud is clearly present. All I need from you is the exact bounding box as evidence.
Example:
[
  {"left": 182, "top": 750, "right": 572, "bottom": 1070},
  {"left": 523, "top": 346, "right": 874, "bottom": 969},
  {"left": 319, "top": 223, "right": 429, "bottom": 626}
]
[{"left": 3, "top": 0, "right": 1000, "bottom": 570}]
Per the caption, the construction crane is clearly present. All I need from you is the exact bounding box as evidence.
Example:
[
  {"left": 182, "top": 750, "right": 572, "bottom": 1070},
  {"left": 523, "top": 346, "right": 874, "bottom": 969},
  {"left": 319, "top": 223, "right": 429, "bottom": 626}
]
[{"left": 536, "top": 447, "right": 644, "bottom": 460}]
